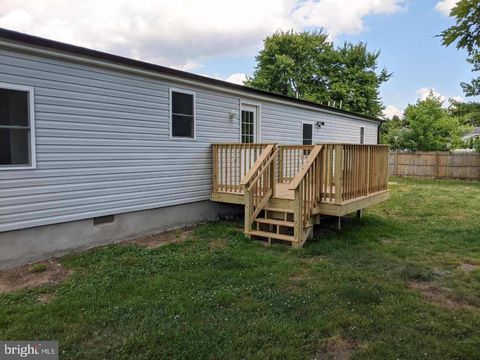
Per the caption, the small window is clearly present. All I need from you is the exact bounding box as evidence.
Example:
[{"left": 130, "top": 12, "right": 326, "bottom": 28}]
[
  {"left": 170, "top": 89, "right": 195, "bottom": 139},
  {"left": 302, "top": 123, "right": 313, "bottom": 145},
  {"left": 360, "top": 127, "right": 365, "bottom": 144},
  {"left": 0, "top": 84, "right": 35, "bottom": 168}
]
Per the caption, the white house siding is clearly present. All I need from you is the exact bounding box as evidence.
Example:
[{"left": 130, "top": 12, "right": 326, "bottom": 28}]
[
  {"left": 260, "top": 102, "right": 378, "bottom": 145},
  {"left": 0, "top": 45, "right": 379, "bottom": 232}
]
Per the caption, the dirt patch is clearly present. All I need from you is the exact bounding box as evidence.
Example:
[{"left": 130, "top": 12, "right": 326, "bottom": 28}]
[
  {"left": 316, "top": 335, "right": 357, "bottom": 360},
  {"left": 408, "top": 281, "right": 477, "bottom": 311},
  {"left": 128, "top": 228, "right": 194, "bottom": 249},
  {"left": 0, "top": 260, "right": 72, "bottom": 294},
  {"left": 458, "top": 263, "right": 479, "bottom": 272},
  {"left": 208, "top": 239, "right": 228, "bottom": 251},
  {"left": 37, "top": 293, "right": 56, "bottom": 304}
]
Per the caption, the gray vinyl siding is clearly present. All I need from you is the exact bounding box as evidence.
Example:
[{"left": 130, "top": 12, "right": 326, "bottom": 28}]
[{"left": 0, "top": 45, "right": 379, "bottom": 232}]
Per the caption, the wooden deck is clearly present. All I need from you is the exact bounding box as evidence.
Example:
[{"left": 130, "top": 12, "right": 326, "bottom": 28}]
[{"left": 211, "top": 143, "right": 389, "bottom": 247}]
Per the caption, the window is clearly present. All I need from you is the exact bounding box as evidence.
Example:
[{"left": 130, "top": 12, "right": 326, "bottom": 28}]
[
  {"left": 0, "top": 84, "right": 35, "bottom": 168},
  {"left": 360, "top": 127, "right": 365, "bottom": 144},
  {"left": 241, "top": 107, "right": 256, "bottom": 143},
  {"left": 170, "top": 89, "right": 195, "bottom": 139},
  {"left": 302, "top": 122, "right": 313, "bottom": 145}
]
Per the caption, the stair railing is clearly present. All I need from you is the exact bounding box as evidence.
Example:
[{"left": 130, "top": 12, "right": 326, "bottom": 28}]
[
  {"left": 240, "top": 144, "right": 278, "bottom": 234},
  {"left": 288, "top": 145, "right": 324, "bottom": 244}
]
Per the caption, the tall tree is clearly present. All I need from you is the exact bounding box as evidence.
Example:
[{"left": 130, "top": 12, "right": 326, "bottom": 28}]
[
  {"left": 401, "top": 92, "right": 466, "bottom": 151},
  {"left": 441, "top": 0, "right": 480, "bottom": 96},
  {"left": 245, "top": 30, "right": 391, "bottom": 118},
  {"left": 447, "top": 99, "right": 480, "bottom": 127}
]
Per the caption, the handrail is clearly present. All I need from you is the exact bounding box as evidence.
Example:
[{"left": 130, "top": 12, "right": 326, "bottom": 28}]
[
  {"left": 247, "top": 148, "right": 279, "bottom": 191},
  {"left": 242, "top": 144, "right": 278, "bottom": 234},
  {"left": 288, "top": 145, "right": 323, "bottom": 190},
  {"left": 290, "top": 145, "right": 324, "bottom": 243},
  {"left": 240, "top": 144, "right": 275, "bottom": 186}
]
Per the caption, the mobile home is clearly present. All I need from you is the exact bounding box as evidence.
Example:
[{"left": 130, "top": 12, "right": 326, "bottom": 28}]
[{"left": 0, "top": 28, "right": 388, "bottom": 268}]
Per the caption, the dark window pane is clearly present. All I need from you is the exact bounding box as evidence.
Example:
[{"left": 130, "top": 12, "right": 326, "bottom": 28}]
[
  {"left": 0, "top": 89, "right": 29, "bottom": 127},
  {"left": 303, "top": 123, "right": 313, "bottom": 145},
  {"left": 360, "top": 127, "right": 365, "bottom": 144},
  {"left": 172, "top": 91, "right": 193, "bottom": 115},
  {"left": 0, "top": 128, "right": 29, "bottom": 165},
  {"left": 172, "top": 114, "right": 194, "bottom": 138}
]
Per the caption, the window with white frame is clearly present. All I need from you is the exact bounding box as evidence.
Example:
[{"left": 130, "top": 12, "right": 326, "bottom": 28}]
[
  {"left": 360, "top": 126, "right": 365, "bottom": 144},
  {"left": 0, "top": 84, "right": 35, "bottom": 168},
  {"left": 170, "top": 89, "right": 195, "bottom": 139},
  {"left": 302, "top": 122, "right": 313, "bottom": 145}
]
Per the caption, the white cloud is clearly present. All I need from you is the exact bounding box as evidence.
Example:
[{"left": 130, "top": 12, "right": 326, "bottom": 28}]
[
  {"left": 0, "top": 0, "right": 406, "bottom": 69},
  {"left": 435, "top": 0, "right": 458, "bottom": 16},
  {"left": 225, "top": 73, "right": 247, "bottom": 85},
  {"left": 383, "top": 105, "right": 402, "bottom": 119},
  {"left": 416, "top": 87, "right": 463, "bottom": 103}
]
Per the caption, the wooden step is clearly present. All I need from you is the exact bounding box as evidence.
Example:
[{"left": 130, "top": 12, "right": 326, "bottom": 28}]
[
  {"left": 248, "top": 230, "right": 295, "bottom": 242},
  {"left": 254, "top": 218, "right": 294, "bottom": 227},
  {"left": 263, "top": 207, "right": 294, "bottom": 214}
]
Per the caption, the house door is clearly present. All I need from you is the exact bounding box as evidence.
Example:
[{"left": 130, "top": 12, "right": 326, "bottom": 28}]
[{"left": 240, "top": 104, "right": 259, "bottom": 177}]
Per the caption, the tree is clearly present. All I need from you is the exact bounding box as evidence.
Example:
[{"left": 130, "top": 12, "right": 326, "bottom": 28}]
[
  {"left": 447, "top": 99, "right": 480, "bottom": 127},
  {"left": 380, "top": 115, "right": 404, "bottom": 150},
  {"left": 245, "top": 30, "right": 391, "bottom": 118},
  {"left": 441, "top": 0, "right": 480, "bottom": 96},
  {"left": 401, "top": 92, "right": 466, "bottom": 151}
]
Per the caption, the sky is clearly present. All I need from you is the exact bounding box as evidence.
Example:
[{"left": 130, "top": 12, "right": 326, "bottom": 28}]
[{"left": 0, "top": 0, "right": 475, "bottom": 118}]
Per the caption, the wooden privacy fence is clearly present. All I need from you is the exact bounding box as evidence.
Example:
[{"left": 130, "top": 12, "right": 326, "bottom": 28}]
[{"left": 389, "top": 151, "right": 480, "bottom": 180}]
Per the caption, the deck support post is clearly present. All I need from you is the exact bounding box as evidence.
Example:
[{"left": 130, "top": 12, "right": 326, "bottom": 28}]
[
  {"left": 293, "top": 185, "right": 303, "bottom": 247},
  {"left": 336, "top": 216, "right": 342, "bottom": 230},
  {"left": 244, "top": 185, "right": 252, "bottom": 235},
  {"left": 334, "top": 144, "right": 343, "bottom": 204},
  {"left": 356, "top": 209, "right": 363, "bottom": 218}
]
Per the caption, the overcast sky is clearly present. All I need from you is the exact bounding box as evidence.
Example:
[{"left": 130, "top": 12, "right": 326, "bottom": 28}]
[{"left": 0, "top": 0, "right": 475, "bottom": 118}]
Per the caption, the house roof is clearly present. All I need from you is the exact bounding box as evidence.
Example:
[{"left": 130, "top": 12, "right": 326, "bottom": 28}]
[{"left": 0, "top": 27, "right": 384, "bottom": 124}]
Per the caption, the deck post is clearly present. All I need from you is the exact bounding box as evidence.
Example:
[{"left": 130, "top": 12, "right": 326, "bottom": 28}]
[
  {"left": 278, "top": 146, "right": 284, "bottom": 183},
  {"left": 244, "top": 185, "right": 252, "bottom": 236},
  {"left": 335, "top": 144, "right": 343, "bottom": 204},
  {"left": 293, "top": 185, "right": 303, "bottom": 247},
  {"left": 356, "top": 209, "right": 363, "bottom": 218},
  {"left": 270, "top": 152, "right": 276, "bottom": 197}
]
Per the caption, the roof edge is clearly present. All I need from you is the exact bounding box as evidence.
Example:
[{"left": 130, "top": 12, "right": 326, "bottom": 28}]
[{"left": 0, "top": 27, "right": 384, "bottom": 123}]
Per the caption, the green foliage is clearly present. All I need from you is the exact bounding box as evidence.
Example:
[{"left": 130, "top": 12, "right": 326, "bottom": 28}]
[
  {"left": 401, "top": 92, "right": 466, "bottom": 151},
  {"left": 380, "top": 115, "right": 404, "bottom": 150},
  {"left": 381, "top": 92, "right": 468, "bottom": 151},
  {"left": 1, "top": 179, "right": 480, "bottom": 359},
  {"left": 441, "top": 0, "right": 480, "bottom": 96},
  {"left": 245, "top": 30, "right": 391, "bottom": 118},
  {"left": 447, "top": 99, "right": 480, "bottom": 126}
]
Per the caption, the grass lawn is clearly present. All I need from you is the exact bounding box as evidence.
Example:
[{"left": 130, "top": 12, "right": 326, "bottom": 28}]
[{"left": 1, "top": 177, "right": 479, "bottom": 359}]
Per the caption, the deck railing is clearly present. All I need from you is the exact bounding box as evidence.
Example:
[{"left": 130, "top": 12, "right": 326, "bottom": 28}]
[
  {"left": 240, "top": 144, "right": 278, "bottom": 233},
  {"left": 289, "top": 145, "right": 324, "bottom": 239},
  {"left": 278, "top": 145, "right": 313, "bottom": 183},
  {"left": 212, "top": 143, "right": 389, "bottom": 204},
  {"left": 212, "top": 143, "right": 269, "bottom": 193},
  {"left": 339, "top": 144, "right": 389, "bottom": 202}
]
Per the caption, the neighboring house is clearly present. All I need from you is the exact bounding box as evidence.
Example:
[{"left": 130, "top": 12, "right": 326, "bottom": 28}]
[
  {"left": 0, "top": 28, "right": 387, "bottom": 268},
  {"left": 462, "top": 127, "right": 480, "bottom": 141}
]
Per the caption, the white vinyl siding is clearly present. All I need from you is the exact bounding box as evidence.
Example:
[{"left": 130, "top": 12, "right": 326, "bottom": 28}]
[{"left": 0, "top": 44, "right": 379, "bottom": 232}]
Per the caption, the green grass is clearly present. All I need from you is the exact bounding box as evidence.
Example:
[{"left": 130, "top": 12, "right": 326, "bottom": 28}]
[{"left": 1, "top": 177, "right": 479, "bottom": 359}]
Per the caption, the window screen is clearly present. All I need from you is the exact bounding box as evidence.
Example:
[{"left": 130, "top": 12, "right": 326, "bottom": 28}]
[
  {"left": 171, "top": 90, "right": 194, "bottom": 138},
  {"left": 0, "top": 88, "right": 31, "bottom": 166},
  {"left": 360, "top": 127, "right": 365, "bottom": 144},
  {"left": 302, "top": 123, "right": 313, "bottom": 145}
]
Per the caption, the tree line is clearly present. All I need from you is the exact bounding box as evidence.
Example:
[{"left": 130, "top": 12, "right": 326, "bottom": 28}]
[{"left": 244, "top": 0, "right": 480, "bottom": 152}]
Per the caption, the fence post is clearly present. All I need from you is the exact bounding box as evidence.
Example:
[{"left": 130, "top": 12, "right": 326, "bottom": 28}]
[{"left": 395, "top": 149, "right": 399, "bottom": 177}]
